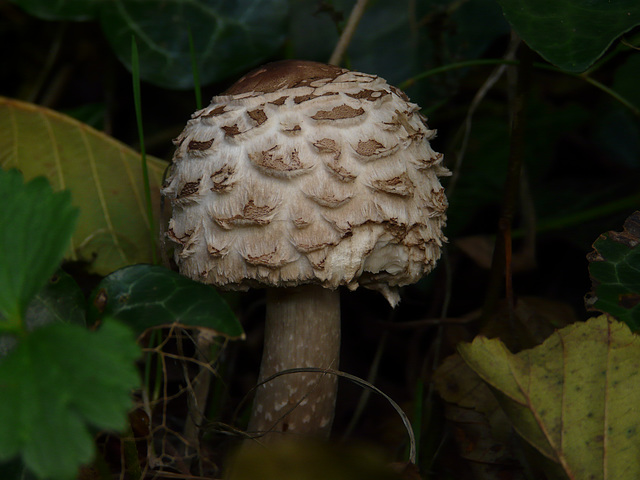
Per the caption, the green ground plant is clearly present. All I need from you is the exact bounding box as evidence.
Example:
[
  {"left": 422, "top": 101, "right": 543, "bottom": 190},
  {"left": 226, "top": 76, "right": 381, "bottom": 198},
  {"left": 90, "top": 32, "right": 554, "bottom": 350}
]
[{"left": 1, "top": 0, "right": 639, "bottom": 479}]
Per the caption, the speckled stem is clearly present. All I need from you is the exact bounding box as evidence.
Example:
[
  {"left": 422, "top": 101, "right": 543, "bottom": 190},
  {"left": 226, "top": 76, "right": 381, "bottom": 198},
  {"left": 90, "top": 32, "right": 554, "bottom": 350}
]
[{"left": 247, "top": 285, "right": 341, "bottom": 442}]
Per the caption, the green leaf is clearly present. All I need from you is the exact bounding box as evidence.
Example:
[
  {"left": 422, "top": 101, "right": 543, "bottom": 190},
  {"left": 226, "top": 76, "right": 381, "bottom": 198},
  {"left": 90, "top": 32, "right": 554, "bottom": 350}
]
[
  {"left": 287, "top": 0, "right": 341, "bottom": 66},
  {"left": 459, "top": 315, "right": 640, "bottom": 479},
  {"left": 496, "top": 0, "right": 640, "bottom": 72},
  {"left": 25, "top": 270, "right": 86, "bottom": 328},
  {"left": 0, "top": 97, "right": 168, "bottom": 276},
  {"left": 290, "top": 0, "right": 508, "bottom": 107},
  {"left": 340, "top": 0, "right": 425, "bottom": 85},
  {"left": 1, "top": 270, "right": 86, "bottom": 357},
  {"left": 447, "top": 97, "right": 589, "bottom": 236},
  {"left": 90, "top": 264, "right": 244, "bottom": 338},
  {"left": 0, "top": 319, "right": 141, "bottom": 480},
  {"left": 9, "top": 0, "right": 101, "bottom": 21},
  {"left": 587, "top": 211, "right": 640, "bottom": 330},
  {"left": 0, "top": 169, "right": 78, "bottom": 328},
  {"left": 613, "top": 53, "right": 640, "bottom": 112},
  {"left": 100, "top": 0, "right": 289, "bottom": 89}
]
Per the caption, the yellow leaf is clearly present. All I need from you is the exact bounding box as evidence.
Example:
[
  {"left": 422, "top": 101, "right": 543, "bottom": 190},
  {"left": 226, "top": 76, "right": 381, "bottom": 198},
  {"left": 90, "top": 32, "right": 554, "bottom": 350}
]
[
  {"left": 459, "top": 315, "right": 640, "bottom": 480},
  {"left": 0, "top": 97, "right": 168, "bottom": 275},
  {"left": 433, "top": 354, "right": 522, "bottom": 477}
]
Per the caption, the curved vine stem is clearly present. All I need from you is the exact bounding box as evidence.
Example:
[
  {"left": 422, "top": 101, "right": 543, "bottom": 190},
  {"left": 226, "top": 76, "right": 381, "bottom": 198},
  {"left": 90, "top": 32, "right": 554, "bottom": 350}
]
[
  {"left": 400, "top": 59, "right": 639, "bottom": 117},
  {"left": 445, "top": 38, "right": 520, "bottom": 200}
]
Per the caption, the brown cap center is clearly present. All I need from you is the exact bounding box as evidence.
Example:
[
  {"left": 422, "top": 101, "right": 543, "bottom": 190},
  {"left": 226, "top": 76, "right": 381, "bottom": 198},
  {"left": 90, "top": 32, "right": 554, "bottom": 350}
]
[{"left": 224, "top": 60, "right": 347, "bottom": 95}]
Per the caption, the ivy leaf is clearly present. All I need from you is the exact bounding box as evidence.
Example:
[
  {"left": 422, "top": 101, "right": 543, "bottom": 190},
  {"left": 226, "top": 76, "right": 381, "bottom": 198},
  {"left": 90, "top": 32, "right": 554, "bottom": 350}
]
[
  {"left": 0, "top": 319, "right": 141, "bottom": 480},
  {"left": 90, "top": 264, "right": 244, "bottom": 339},
  {"left": 0, "top": 169, "right": 78, "bottom": 328},
  {"left": 0, "top": 97, "right": 167, "bottom": 276},
  {"left": 10, "top": 0, "right": 289, "bottom": 89},
  {"left": 8, "top": 0, "right": 101, "bottom": 21},
  {"left": 587, "top": 211, "right": 640, "bottom": 331},
  {"left": 496, "top": 0, "right": 640, "bottom": 72},
  {"left": 352, "top": 0, "right": 508, "bottom": 88},
  {"left": 100, "top": 0, "right": 289, "bottom": 89},
  {"left": 25, "top": 270, "right": 86, "bottom": 328},
  {"left": 0, "top": 270, "right": 86, "bottom": 357},
  {"left": 459, "top": 315, "right": 640, "bottom": 479}
]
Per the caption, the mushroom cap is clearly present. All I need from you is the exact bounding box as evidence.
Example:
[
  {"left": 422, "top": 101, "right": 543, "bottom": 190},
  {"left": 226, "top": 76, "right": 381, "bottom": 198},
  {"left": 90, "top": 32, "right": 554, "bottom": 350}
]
[{"left": 162, "top": 60, "right": 449, "bottom": 306}]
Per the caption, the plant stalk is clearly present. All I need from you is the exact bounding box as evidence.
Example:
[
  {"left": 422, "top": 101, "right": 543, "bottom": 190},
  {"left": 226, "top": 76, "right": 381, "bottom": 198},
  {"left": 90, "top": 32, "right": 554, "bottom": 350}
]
[
  {"left": 131, "top": 36, "right": 157, "bottom": 264},
  {"left": 247, "top": 285, "right": 341, "bottom": 442},
  {"left": 482, "top": 42, "right": 532, "bottom": 324},
  {"left": 329, "top": 0, "right": 370, "bottom": 66}
]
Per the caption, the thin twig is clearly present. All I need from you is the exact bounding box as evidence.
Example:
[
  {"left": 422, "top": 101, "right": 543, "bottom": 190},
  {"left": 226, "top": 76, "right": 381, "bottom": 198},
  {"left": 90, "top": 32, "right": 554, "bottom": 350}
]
[
  {"left": 422, "top": 245, "right": 453, "bottom": 468},
  {"left": 482, "top": 37, "right": 533, "bottom": 325},
  {"left": 340, "top": 331, "right": 389, "bottom": 440},
  {"left": 400, "top": 58, "right": 640, "bottom": 117},
  {"left": 131, "top": 36, "right": 158, "bottom": 264},
  {"left": 378, "top": 308, "right": 481, "bottom": 330},
  {"left": 29, "top": 23, "right": 67, "bottom": 105},
  {"left": 183, "top": 331, "right": 219, "bottom": 454},
  {"left": 518, "top": 168, "right": 537, "bottom": 268},
  {"left": 446, "top": 38, "right": 520, "bottom": 199},
  {"left": 329, "top": 0, "right": 370, "bottom": 66},
  {"left": 621, "top": 37, "right": 640, "bottom": 51}
]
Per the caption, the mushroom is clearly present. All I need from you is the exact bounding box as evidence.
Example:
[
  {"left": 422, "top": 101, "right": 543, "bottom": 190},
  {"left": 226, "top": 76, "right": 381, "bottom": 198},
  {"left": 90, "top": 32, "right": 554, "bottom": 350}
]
[{"left": 162, "top": 60, "right": 449, "bottom": 442}]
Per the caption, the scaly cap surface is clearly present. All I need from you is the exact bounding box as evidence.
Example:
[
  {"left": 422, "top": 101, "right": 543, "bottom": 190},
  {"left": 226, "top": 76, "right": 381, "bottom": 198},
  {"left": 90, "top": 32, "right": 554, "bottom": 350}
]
[{"left": 162, "top": 60, "right": 449, "bottom": 305}]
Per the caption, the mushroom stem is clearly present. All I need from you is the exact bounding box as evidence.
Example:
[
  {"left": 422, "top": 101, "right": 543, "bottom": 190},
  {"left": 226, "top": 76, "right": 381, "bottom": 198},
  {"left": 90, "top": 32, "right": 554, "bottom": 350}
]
[{"left": 248, "top": 285, "right": 341, "bottom": 442}]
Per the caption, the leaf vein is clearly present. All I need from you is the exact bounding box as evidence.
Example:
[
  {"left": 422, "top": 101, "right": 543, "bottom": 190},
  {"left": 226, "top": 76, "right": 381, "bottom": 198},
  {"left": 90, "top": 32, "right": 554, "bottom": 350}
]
[{"left": 78, "top": 125, "right": 127, "bottom": 263}]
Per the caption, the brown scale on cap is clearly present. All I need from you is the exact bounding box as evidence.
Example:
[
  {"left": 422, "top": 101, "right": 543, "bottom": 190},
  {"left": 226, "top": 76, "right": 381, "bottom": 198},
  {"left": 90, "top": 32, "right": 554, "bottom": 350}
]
[{"left": 162, "top": 59, "right": 449, "bottom": 443}]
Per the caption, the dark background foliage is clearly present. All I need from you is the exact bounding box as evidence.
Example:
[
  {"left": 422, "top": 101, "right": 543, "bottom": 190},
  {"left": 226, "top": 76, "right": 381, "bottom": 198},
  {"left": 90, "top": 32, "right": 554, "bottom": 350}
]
[{"left": 1, "top": 0, "right": 639, "bottom": 478}]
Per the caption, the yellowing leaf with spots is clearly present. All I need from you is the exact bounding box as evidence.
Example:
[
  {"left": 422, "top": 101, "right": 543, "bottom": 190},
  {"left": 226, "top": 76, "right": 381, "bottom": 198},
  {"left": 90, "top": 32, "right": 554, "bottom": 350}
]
[
  {"left": 0, "top": 97, "right": 168, "bottom": 275},
  {"left": 458, "top": 315, "right": 640, "bottom": 480}
]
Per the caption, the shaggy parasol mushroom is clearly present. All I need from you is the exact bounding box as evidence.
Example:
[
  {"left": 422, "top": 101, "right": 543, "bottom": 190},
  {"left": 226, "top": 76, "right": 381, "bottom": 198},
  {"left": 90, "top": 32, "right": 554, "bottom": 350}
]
[{"left": 162, "top": 60, "right": 449, "bottom": 442}]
